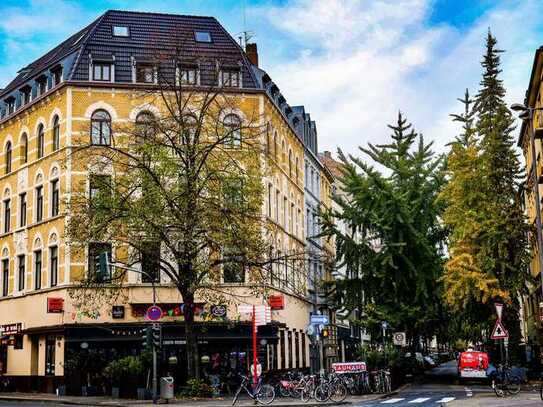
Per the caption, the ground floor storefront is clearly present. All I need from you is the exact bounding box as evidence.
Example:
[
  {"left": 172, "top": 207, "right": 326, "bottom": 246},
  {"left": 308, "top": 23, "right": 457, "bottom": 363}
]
[{"left": 0, "top": 321, "right": 311, "bottom": 396}]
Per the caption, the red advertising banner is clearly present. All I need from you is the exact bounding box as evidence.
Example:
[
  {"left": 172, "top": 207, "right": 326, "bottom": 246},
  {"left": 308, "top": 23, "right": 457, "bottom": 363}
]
[
  {"left": 331, "top": 362, "right": 367, "bottom": 373},
  {"left": 47, "top": 298, "right": 64, "bottom": 313}
]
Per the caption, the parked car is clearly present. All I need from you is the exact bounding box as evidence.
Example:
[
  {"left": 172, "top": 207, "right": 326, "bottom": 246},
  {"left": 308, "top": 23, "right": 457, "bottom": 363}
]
[
  {"left": 424, "top": 355, "right": 437, "bottom": 369},
  {"left": 457, "top": 351, "right": 489, "bottom": 380}
]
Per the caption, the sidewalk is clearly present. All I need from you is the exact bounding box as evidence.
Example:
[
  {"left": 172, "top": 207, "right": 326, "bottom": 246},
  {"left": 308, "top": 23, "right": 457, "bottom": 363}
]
[{"left": 0, "top": 392, "right": 393, "bottom": 406}]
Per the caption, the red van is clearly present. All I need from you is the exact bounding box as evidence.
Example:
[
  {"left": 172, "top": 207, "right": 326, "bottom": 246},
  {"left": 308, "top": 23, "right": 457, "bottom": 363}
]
[{"left": 458, "top": 351, "right": 489, "bottom": 379}]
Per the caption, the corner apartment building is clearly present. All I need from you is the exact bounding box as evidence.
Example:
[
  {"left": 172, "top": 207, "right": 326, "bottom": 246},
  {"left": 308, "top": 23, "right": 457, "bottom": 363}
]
[
  {"left": 0, "top": 10, "right": 332, "bottom": 394},
  {"left": 518, "top": 47, "right": 543, "bottom": 364}
]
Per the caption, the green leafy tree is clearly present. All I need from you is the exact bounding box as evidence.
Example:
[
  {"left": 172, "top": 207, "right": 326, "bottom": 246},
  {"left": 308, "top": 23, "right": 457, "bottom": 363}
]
[{"left": 322, "top": 112, "right": 446, "bottom": 349}]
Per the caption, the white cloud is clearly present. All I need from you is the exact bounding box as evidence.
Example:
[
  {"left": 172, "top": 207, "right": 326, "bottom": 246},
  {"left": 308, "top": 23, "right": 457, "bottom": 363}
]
[{"left": 254, "top": 0, "right": 543, "bottom": 158}]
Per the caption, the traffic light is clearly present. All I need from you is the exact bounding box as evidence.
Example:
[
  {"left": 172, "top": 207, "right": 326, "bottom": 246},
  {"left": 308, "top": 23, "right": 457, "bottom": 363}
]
[
  {"left": 321, "top": 327, "right": 329, "bottom": 337},
  {"left": 94, "top": 252, "right": 110, "bottom": 282},
  {"left": 152, "top": 324, "right": 161, "bottom": 349},
  {"left": 142, "top": 326, "right": 152, "bottom": 349}
]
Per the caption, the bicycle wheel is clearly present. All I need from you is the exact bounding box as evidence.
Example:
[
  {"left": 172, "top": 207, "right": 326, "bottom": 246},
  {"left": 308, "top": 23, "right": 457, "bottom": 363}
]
[
  {"left": 315, "top": 383, "right": 330, "bottom": 402},
  {"left": 493, "top": 380, "right": 505, "bottom": 398},
  {"left": 506, "top": 375, "right": 521, "bottom": 395},
  {"left": 301, "top": 383, "right": 313, "bottom": 403},
  {"left": 279, "top": 385, "right": 290, "bottom": 398},
  {"left": 329, "top": 383, "right": 347, "bottom": 403},
  {"left": 232, "top": 386, "right": 242, "bottom": 405},
  {"left": 385, "top": 375, "right": 392, "bottom": 393},
  {"left": 256, "top": 384, "right": 275, "bottom": 405}
]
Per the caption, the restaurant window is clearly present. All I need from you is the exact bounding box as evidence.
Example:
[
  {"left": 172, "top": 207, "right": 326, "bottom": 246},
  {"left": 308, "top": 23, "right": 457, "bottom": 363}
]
[
  {"left": 45, "top": 336, "right": 55, "bottom": 376},
  {"left": 21, "top": 133, "right": 28, "bottom": 164},
  {"left": 5, "top": 141, "right": 11, "bottom": 174},
  {"left": 49, "top": 246, "right": 58, "bottom": 287},
  {"left": 141, "top": 241, "right": 160, "bottom": 283},
  {"left": 3, "top": 198, "right": 10, "bottom": 233},
  {"left": 51, "top": 179, "right": 59, "bottom": 217},
  {"left": 0, "top": 346, "right": 6, "bottom": 374},
  {"left": 52, "top": 115, "right": 60, "bottom": 151},
  {"left": 19, "top": 193, "right": 26, "bottom": 227},
  {"left": 37, "top": 124, "right": 44, "bottom": 158},
  {"left": 90, "top": 110, "right": 111, "bottom": 145},
  {"left": 93, "top": 63, "right": 111, "bottom": 81},
  {"left": 1, "top": 259, "right": 8, "bottom": 297},
  {"left": 34, "top": 250, "right": 42, "bottom": 290},
  {"left": 136, "top": 64, "right": 155, "bottom": 84},
  {"left": 220, "top": 70, "right": 241, "bottom": 88},
  {"left": 17, "top": 254, "right": 25, "bottom": 291},
  {"left": 88, "top": 242, "right": 112, "bottom": 282},
  {"left": 35, "top": 185, "right": 43, "bottom": 222},
  {"left": 14, "top": 335, "right": 23, "bottom": 350}
]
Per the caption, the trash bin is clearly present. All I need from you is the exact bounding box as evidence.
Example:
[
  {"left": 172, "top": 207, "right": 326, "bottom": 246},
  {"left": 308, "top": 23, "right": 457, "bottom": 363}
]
[{"left": 160, "top": 376, "right": 174, "bottom": 400}]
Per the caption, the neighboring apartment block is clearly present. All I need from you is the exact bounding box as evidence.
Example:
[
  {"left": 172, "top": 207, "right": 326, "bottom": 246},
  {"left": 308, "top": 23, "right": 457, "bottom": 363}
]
[
  {"left": 0, "top": 10, "right": 334, "bottom": 394},
  {"left": 517, "top": 47, "right": 543, "bottom": 363}
]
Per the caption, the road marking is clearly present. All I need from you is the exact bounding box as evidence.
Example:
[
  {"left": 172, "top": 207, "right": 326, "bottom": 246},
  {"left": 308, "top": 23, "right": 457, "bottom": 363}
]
[
  {"left": 436, "top": 397, "right": 456, "bottom": 403},
  {"left": 381, "top": 399, "right": 405, "bottom": 404},
  {"left": 408, "top": 398, "right": 431, "bottom": 403}
]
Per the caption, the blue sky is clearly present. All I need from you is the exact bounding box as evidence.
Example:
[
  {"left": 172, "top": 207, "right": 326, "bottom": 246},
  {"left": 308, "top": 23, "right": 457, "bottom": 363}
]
[{"left": 0, "top": 0, "right": 541, "bottom": 155}]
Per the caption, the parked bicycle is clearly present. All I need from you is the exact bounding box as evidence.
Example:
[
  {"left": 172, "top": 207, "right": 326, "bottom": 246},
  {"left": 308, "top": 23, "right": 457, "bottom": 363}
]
[
  {"left": 232, "top": 375, "right": 275, "bottom": 405},
  {"left": 490, "top": 364, "right": 521, "bottom": 397}
]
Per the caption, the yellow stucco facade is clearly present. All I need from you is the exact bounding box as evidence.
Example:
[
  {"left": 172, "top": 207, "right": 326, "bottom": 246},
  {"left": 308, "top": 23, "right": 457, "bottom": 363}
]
[{"left": 0, "top": 83, "right": 319, "bottom": 392}]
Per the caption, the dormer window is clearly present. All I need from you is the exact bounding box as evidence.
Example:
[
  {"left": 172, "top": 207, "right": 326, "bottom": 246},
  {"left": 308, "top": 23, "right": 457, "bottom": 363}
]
[
  {"left": 113, "top": 26, "right": 129, "bottom": 37},
  {"left": 178, "top": 65, "right": 199, "bottom": 86},
  {"left": 194, "top": 31, "right": 212, "bottom": 43},
  {"left": 36, "top": 75, "right": 47, "bottom": 96},
  {"left": 93, "top": 63, "right": 111, "bottom": 81},
  {"left": 220, "top": 69, "right": 241, "bottom": 88},
  {"left": 90, "top": 54, "right": 114, "bottom": 82},
  {"left": 20, "top": 86, "right": 31, "bottom": 105},
  {"left": 5, "top": 97, "right": 15, "bottom": 115},
  {"left": 51, "top": 65, "right": 62, "bottom": 87},
  {"left": 136, "top": 63, "right": 155, "bottom": 84}
]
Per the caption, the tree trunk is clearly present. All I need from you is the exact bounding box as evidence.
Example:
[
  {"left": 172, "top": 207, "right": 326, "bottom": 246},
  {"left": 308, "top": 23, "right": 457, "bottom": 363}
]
[{"left": 184, "top": 293, "right": 200, "bottom": 380}]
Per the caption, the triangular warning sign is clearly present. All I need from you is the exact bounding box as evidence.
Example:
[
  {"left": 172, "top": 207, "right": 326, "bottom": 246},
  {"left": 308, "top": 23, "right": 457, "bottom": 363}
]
[{"left": 491, "top": 320, "right": 508, "bottom": 340}]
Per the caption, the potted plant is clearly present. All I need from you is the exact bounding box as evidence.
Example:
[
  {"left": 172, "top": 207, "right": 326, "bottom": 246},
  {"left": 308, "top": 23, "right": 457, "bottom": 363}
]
[{"left": 103, "top": 355, "right": 145, "bottom": 399}]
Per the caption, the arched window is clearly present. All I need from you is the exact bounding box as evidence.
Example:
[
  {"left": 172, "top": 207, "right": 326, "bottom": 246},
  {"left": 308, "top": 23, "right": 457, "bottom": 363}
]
[
  {"left": 37, "top": 124, "right": 44, "bottom": 158},
  {"left": 223, "top": 114, "right": 241, "bottom": 148},
  {"left": 288, "top": 150, "right": 292, "bottom": 178},
  {"left": 91, "top": 110, "right": 111, "bottom": 145},
  {"left": 52, "top": 115, "right": 60, "bottom": 151},
  {"left": 181, "top": 114, "right": 197, "bottom": 142},
  {"left": 5, "top": 142, "right": 11, "bottom": 174},
  {"left": 135, "top": 111, "right": 155, "bottom": 141},
  {"left": 21, "top": 133, "right": 28, "bottom": 164}
]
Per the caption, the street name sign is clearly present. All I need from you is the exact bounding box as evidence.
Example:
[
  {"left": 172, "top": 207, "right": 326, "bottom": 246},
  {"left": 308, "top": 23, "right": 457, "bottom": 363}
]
[
  {"left": 310, "top": 314, "right": 329, "bottom": 325},
  {"left": 491, "top": 319, "right": 508, "bottom": 340}
]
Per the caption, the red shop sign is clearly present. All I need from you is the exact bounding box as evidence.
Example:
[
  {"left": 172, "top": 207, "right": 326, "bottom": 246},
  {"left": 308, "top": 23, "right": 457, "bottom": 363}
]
[
  {"left": 268, "top": 295, "right": 284, "bottom": 310},
  {"left": 47, "top": 298, "right": 64, "bottom": 313}
]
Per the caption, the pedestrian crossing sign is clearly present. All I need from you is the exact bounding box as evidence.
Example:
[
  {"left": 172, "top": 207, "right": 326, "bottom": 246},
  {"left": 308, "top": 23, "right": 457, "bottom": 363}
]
[{"left": 491, "top": 319, "right": 508, "bottom": 340}]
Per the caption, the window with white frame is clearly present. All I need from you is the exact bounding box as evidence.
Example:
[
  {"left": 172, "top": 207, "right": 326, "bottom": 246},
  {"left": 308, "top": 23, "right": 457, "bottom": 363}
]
[
  {"left": 220, "top": 69, "right": 241, "bottom": 88},
  {"left": 93, "top": 62, "right": 112, "bottom": 81},
  {"left": 136, "top": 63, "right": 155, "bottom": 84},
  {"left": 178, "top": 66, "right": 198, "bottom": 86}
]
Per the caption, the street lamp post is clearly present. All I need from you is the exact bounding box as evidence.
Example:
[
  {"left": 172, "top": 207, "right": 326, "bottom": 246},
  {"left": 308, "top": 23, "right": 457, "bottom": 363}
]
[{"left": 511, "top": 103, "right": 543, "bottom": 310}]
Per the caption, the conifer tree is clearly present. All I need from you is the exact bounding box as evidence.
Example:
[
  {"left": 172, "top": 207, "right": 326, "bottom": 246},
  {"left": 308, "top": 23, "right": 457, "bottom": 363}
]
[{"left": 322, "top": 113, "right": 445, "bottom": 348}]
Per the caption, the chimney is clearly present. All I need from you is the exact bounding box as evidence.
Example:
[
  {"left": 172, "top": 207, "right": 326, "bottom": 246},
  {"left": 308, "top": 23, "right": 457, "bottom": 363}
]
[
  {"left": 245, "top": 43, "right": 259, "bottom": 67},
  {"left": 324, "top": 151, "right": 332, "bottom": 158}
]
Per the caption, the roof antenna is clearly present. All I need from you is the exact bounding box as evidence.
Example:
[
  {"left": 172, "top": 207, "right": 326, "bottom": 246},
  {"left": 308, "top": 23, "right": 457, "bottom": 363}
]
[{"left": 241, "top": 0, "right": 255, "bottom": 49}]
